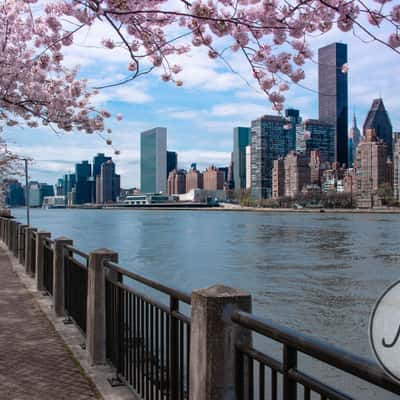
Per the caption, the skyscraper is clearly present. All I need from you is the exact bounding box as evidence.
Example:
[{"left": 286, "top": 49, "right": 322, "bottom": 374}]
[
  {"left": 140, "top": 127, "right": 167, "bottom": 193},
  {"left": 75, "top": 160, "right": 92, "bottom": 204},
  {"left": 285, "top": 108, "right": 301, "bottom": 152},
  {"left": 318, "top": 42, "right": 348, "bottom": 166},
  {"left": 99, "top": 160, "right": 120, "bottom": 203},
  {"left": 93, "top": 153, "right": 112, "bottom": 178},
  {"left": 250, "top": 115, "right": 288, "bottom": 199},
  {"left": 363, "top": 98, "right": 393, "bottom": 156},
  {"left": 304, "top": 119, "right": 335, "bottom": 164},
  {"left": 348, "top": 113, "right": 361, "bottom": 167},
  {"left": 167, "top": 151, "right": 178, "bottom": 178},
  {"left": 233, "top": 127, "right": 250, "bottom": 190}
]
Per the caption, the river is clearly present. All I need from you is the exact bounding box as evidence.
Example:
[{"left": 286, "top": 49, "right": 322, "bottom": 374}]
[{"left": 12, "top": 208, "right": 400, "bottom": 398}]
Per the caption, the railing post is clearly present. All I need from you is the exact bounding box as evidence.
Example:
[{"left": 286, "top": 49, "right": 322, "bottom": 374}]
[
  {"left": 189, "top": 285, "right": 252, "bottom": 400},
  {"left": 53, "top": 237, "right": 73, "bottom": 317},
  {"left": 18, "top": 225, "right": 28, "bottom": 264},
  {"left": 5, "top": 219, "right": 11, "bottom": 248},
  {"left": 25, "top": 227, "right": 37, "bottom": 276},
  {"left": 35, "top": 231, "right": 51, "bottom": 291},
  {"left": 283, "top": 344, "right": 298, "bottom": 400},
  {"left": 12, "top": 221, "right": 20, "bottom": 256},
  {"left": 87, "top": 248, "right": 118, "bottom": 365}
]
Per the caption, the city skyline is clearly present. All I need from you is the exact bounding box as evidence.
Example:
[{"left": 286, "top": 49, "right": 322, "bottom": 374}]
[{"left": 2, "top": 29, "right": 399, "bottom": 187}]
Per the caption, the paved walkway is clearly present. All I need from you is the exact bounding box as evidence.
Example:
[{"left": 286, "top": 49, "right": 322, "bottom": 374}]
[{"left": 0, "top": 248, "right": 100, "bottom": 400}]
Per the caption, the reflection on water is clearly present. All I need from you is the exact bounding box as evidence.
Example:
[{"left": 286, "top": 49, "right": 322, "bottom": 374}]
[{"left": 12, "top": 208, "right": 400, "bottom": 398}]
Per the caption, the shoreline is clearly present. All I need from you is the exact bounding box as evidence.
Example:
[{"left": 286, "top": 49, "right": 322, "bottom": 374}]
[{"left": 33, "top": 205, "right": 400, "bottom": 214}]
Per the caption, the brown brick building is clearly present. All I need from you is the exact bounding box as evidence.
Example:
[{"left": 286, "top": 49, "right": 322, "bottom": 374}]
[{"left": 203, "top": 166, "right": 224, "bottom": 191}]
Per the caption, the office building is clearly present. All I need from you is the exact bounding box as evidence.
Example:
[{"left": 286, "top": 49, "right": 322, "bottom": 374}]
[
  {"left": 56, "top": 178, "right": 64, "bottom": 196},
  {"left": 303, "top": 119, "right": 335, "bottom": 164},
  {"left": 3, "top": 179, "right": 25, "bottom": 207},
  {"left": 75, "top": 161, "right": 92, "bottom": 204},
  {"left": 348, "top": 113, "right": 362, "bottom": 167},
  {"left": 363, "top": 98, "right": 393, "bottom": 156},
  {"left": 285, "top": 109, "right": 301, "bottom": 152},
  {"left": 167, "top": 151, "right": 178, "bottom": 178},
  {"left": 250, "top": 115, "right": 290, "bottom": 199},
  {"left": 99, "top": 160, "right": 120, "bottom": 203},
  {"left": 203, "top": 165, "right": 224, "bottom": 190},
  {"left": 140, "top": 127, "right": 167, "bottom": 193},
  {"left": 28, "top": 182, "right": 41, "bottom": 207},
  {"left": 394, "top": 133, "right": 400, "bottom": 202},
  {"left": 186, "top": 166, "right": 203, "bottom": 192},
  {"left": 284, "top": 152, "right": 310, "bottom": 198},
  {"left": 356, "top": 128, "right": 388, "bottom": 208},
  {"left": 245, "top": 145, "right": 251, "bottom": 189},
  {"left": 93, "top": 153, "right": 111, "bottom": 179},
  {"left": 233, "top": 127, "right": 251, "bottom": 190},
  {"left": 167, "top": 169, "right": 186, "bottom": 195},
  {"left": 318, "top": 42, "right": 348, "bottom": 165},
  {"left": 309, "top": 150, "right": 321, "bottom": 185}
]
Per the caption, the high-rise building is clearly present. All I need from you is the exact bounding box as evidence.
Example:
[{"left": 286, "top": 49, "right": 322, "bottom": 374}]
[
  {"left": 348, "top": 113, "right": 362, "bottom": 167},
  {"left": 75, "top": 161, "right": 92, "bottom": 204},
  {"left": 233, "top": 127, "right": 251, "bottom": 190},
  {"left": 93, "top": 153, "right": 112, "bottom": 179},
  {"left": 167, "top": 169, "right": 186, "bottom": 195},
  {"left": 356, "top": 128, "right": 388, "bottom": 208},
  {"left": 285, "top": 109, "right": 301, "bottom": 152},
  {"left": 250, "top": 115, "right": 288, "bottom": 199},
  {"left": 245, "top": 146, "right": 251, "bottom": 189},
  {"left": 3, "top": 179, "right": 25, "bottom": 207},
  {"left": 318, "top": 42, "right": 348, "bottom": 166},
  {"left": 284, "top": 152, "right": 310, "bottom": 198},
  {"left": 167, "top": 151, "right": 178, "bottom": 178},
  {"left": 99, "top": 160, "right": 117, "bottom": 203},
  {"left": 394, "top": 133, "right": 400, "bottom": 202},
  {"left": 272, "top": 159, "right": 285, "bottom": 199},
  {"left": 363, "top": 98, "right": 393, "bottom": 156},
  {"left": 140, "top": 127, "right": 167, "bottom": 193},
  {"left": 186, "top": 166, "right": 203, "bottom": 192},
  {"left": 40, "top": 183, "right": 55, "bottom": 201},
  {"left": 28, "top": 182, "right": 41, "bottom": 207},
  {"left": 303, "top": 119, "right": 335, "bottom": 164},
  {"left": 203, "top": 165, "right": 224, "bottom": 190},
  {"left": 56, "top": 178, "right": 64, "bottom": 196}
]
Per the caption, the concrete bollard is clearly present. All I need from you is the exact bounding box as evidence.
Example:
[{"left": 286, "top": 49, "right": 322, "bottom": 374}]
[
  {"left": 189, "top": 285, "right": 252, "bottom": 400},
  {"left": 25, "top": 227, "right": 37, "bottom": 276},
  {"left": 53, "top": 237, "right": 73, "bottom": 317},
  {"left": 35, "top": 231, "right": 51, "bottom": 292},
  {"left": 87, "top": 248, "right": 118, "bottom": 365}
]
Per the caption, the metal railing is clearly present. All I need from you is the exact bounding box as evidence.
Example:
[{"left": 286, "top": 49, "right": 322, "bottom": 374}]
[
  {"left": 64, "top": 244, "right": 89, "bottom": 335},
  {"left": 43, "top": 238, "right": 54, "bottom": 295},
  {"left": 232, "top": 310, "right": 400, "bottom": 400},
  {"left": 104, "top": 260, "right": 191, "bottom": 400}
]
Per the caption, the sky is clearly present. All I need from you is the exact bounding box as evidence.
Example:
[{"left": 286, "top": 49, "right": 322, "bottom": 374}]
[{"left": 4, "top": 6, "right": 400, "bottom": 189}]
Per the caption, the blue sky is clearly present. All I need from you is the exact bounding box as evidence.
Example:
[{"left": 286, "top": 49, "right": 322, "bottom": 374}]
[{"left": 4, "top": 13, "right": 400, "bottom": 188}]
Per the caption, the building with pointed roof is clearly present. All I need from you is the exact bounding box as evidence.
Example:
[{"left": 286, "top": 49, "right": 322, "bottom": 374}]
[
  {"left": 348, "top": 113, "right": 362, "bottom": 167},
  {"left": 363, "top": 98, "right": 393, "bottom": 156}
]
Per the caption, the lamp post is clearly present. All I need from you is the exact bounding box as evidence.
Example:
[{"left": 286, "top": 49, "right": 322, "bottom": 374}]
[{"left": 23, "top": 158, "right": 30, "bottom": 225}]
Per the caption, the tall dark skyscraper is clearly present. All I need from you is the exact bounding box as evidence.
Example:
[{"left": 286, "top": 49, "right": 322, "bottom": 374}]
[
  {"left": 363, "top": 98, "right": 393, "bottom": 156},
  {"left": 75, "top": 161, "right": 92, "bottom": 204},
  {"left": 318, "top": 42, "right": 348, "bottom": 166},
  {"left": 93, "top": 153, "right": 112, "bottom": 178},
  {"left": 167, "top": 151, "right": 178, "bottom": 178}
]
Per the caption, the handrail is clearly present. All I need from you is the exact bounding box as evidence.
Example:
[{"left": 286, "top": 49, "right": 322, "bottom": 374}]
[
  {"left": 104, "top": 260, "right": 192, "bottom": 305},
  {"left": 64, "top": 244, "right": 89, "bottom": 260},
  {"left": 232, "top": 310, "right": 400, "bottom": 395}
]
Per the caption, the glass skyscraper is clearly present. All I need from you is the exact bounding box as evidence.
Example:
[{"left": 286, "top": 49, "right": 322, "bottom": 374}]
[
  {"left": 250, "top": 115, "right": 288, "bottom": 199},
  {"left": 233, "top": 127, "right": 250, "bottom": 190},
  {"left": 318, "top": 42, "right": 348, "bottom": 166},
  {"left": 140, "top": 127, "right": 167, "bottom": 194}
]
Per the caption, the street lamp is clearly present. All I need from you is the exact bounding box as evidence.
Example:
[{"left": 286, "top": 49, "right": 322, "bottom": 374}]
[{"left": 23, "top": 158, "right": 30, "bottom": 225}]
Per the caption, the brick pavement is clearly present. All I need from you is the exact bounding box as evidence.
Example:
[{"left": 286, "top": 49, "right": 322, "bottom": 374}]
[{"left": 0, "top": 248, "right": 101, "bottom": 400}]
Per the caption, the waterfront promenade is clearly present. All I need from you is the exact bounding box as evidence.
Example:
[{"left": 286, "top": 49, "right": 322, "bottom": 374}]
[{"left": 0, "top": 246, "right": 100, "bottom": 400}]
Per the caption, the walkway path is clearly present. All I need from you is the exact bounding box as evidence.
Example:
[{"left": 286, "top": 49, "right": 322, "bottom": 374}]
[{"left": 0, "top": 247, "right": 100, "bottom": 400}]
